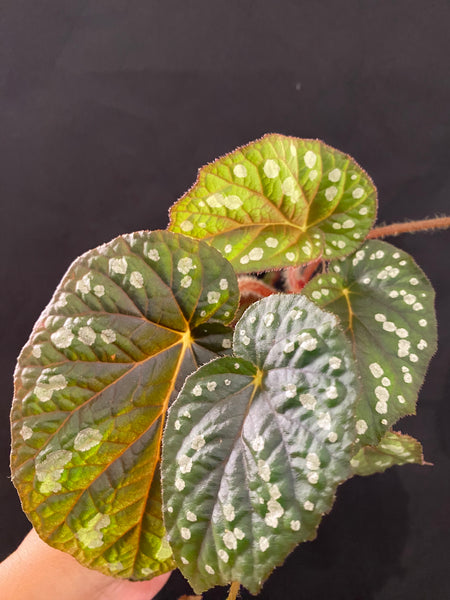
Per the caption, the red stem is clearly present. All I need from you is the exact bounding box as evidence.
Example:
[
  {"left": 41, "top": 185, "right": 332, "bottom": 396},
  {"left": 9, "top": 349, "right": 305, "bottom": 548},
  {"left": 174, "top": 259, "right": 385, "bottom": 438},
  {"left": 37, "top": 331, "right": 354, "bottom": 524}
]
[
  {"left": 368, "top": 216, "right": 450, "bottom": 239},
  {"left": 285, "top": 259, "right": 321, "bottom": 293},
  {"left": 238, "top": 276, "right": 276, "bottom": 298}
]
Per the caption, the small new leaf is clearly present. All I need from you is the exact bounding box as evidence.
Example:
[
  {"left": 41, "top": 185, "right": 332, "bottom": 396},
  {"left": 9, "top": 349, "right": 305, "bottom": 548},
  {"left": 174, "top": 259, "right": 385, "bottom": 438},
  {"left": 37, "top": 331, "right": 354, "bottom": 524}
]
[
  {"left": 351, "top": 431, "right": 425, "bottom": 476},
  {"left": 169, "top": 134, "right": 377, "bottom": 273},
  {"left": 162, "top": 295, "right": 359, "bottom": 594},
  {"left": 303, "top": 240, "right": 437, "bottom": 445},
  {"left": 10, "top": 230, "right": 239, "bottom": 580}
]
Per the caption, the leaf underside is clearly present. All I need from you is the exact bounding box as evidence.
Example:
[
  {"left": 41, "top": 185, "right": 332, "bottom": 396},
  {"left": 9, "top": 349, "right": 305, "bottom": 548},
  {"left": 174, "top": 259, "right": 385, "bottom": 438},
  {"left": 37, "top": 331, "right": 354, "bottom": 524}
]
[
  {"left": 351, "top": 430, "right": 425, "bottom": 476},
  {"left": 168, "top": 134, "right": 377, "bottom": 273},
  {"left": 303, "top": 240, "right": 437, "bottom": 446},
  {"left": 162, "top": 294, "right": 359, "bottom": 594},
  {"left": 10, "top": 230, "right": 239, "bottom": 580}
]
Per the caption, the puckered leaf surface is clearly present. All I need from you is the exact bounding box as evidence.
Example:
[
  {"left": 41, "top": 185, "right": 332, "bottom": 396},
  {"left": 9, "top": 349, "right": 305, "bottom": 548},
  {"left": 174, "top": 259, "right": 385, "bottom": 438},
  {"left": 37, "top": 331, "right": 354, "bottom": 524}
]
[
  {"left": 11, "top": 230, "right": 238, "bottom": 580},
  {"left": 168, "top": 134, "right": 377, "bottom": 273},
  {"left": 162, "top": 295, "right": 358, "bottom": 594},
  {"left": 351, "top": 430, "right": 425, "bottom": 476},
  {"left": 303, "top": 240, "right": 437, "bottom": 445}
]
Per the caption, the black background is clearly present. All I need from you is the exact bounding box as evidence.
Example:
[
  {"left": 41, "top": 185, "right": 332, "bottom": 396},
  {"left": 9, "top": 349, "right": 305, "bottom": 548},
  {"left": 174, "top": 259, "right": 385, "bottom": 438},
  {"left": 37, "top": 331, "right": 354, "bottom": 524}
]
[{"left": 1, "top": 2, "right": 449, "bottom": 599}]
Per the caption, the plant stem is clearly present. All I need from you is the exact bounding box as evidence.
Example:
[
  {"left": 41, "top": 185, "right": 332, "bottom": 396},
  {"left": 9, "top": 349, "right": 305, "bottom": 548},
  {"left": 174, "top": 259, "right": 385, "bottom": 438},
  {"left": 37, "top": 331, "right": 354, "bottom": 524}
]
[
  {"left": 226, "top": 581, "right": 241, "bottom": 600},
  {"left": 285, "top": 259, "right": 321, "bottom": 293},
  {"left": 238, "top": 276, "right": 276, "bottom": 298},
  {"left": 367, "top": 216, "right": 450, "bottom": 239}
]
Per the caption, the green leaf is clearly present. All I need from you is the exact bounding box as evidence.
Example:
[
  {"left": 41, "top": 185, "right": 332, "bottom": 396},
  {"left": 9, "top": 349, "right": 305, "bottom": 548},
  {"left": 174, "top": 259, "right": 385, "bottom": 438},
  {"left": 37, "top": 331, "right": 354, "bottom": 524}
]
[
  {"left": 168, "top": 134, "right": 377, "bottom": 273},
  {"left": 303, "top": 239, "right": 437, "bottom": 446},
  {"left": 162, "top": 295, "right": 358, "bottom": 594},
  {"left": 10, "top": 230, "right": 239, "bottom": 580},
  {"left": 351, "top": 430, "right": 425, "bottom": 476}
]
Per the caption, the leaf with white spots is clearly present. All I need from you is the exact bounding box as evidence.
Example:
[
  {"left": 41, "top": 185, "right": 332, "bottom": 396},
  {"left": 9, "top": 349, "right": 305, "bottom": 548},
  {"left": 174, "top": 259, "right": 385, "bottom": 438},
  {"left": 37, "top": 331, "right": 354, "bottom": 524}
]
[
  {"left": 351, "top": 431, "right": 425, "bottom": 476},
  {"left": 303, "top": 240, "right": 437, "bottom": 445},
  {"left": 168, "top": 134, "right": 377, "bottom": 273},
  {"left": 161, "top": 294, "right": 359, "bottom": 594},
  {"left": 10, "top": 230, "right": 239, "bottom": 580}
]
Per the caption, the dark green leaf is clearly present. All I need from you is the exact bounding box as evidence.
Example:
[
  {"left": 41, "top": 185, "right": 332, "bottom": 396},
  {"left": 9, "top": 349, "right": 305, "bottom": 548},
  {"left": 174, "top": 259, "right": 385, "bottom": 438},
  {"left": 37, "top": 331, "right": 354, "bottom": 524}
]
[
  {"left": 303, "top": 240, "right": 437, "bottom": 445},
  {"left": 10, "top": 230, "right": 239, "bottom": 580},
  {"left": 168, "top": 134, "right": 377, "bottom": 273},
  {"left": 162, "top": 295, "right": 358, "bottom": 594},
  {"left": 351, "top": 430, "right": 425, "bottom": 476}
]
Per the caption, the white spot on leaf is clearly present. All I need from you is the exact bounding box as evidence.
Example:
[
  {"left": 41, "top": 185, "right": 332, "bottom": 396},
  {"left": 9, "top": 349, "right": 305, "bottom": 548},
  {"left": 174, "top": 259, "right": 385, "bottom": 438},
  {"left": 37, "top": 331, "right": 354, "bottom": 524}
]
[
  {"left": 186, "top": 510, "right": 197, "bottom": 522},
  {"left": 328, "top": 168, "right": 341, "bottom": 182},
  {"left": 249, "top": 247, "right": 264, "bottom": 261},
  {"left": 51, "top": 327, "right": 74, "bottom": 349},
  {"left": 223, "top": 530, "right": 237, "bottom": 550},
  {"left": 263, "top": 159, "right": 280, "bottom": 178},
  {"left": 177, "top": 257, "right": 195, "bottom": 275},
  {"left": 76, "top": 513, "right": 110, "bottom": 549},
  {"left": 76, "top": 274, "right": 92, "bottom": 295},
  {"left": 207, "top": 291, "right": 220, "bottom": 304},
  {"left": 325, "top": 186, "right": 338, "bottom": 201},
  {"left": 251, "top": 436, "right": 265, "bottom": 452},
  {"left": 259, "top": 537, "right": 269, "bottom": 552},
  {"left": 130, "top": 271, "right": 144, "bottom": 289},
  {"left": 218, "top": 549, "right": 229, "bottom": 562},
  {"left": 20, "top": 424, "right": 33, "bottom": 440},
  {"left": 299, "top": 393, "right": 316, "bottom": 410},
  {"left": 180, "top": 275, "right": 192, "bottom": 288},
  {"left": 304, "top": 150, "right": 317, "bottom": 168},
  {"left": 78, "top": 326, "right": 96, "bottom": 346},
  {"left": 94, "top": 285, "right": 105, "bottom": 297},
  {"left": 369, "top": 363, "right": 383, "bottom": 378},
  {"left": 35, "top": 374, "right": 67, "bottom": 403},
  {"left": 74, "top": 428, "right": 102, "bottom": 452},
  {"left": 147, "top": 249, "right": 160, "bottom": 261},
  {"left": 265, "top": 237, "right": 278, "bottom": 248},
  {"left": 101, "top": 329, "right": 116, "bottom": 344},
  {"left": 233, "top": 164, "right": 247, "bottom": 178},
  {"left": 257, "top": 459, "right": 271, "bottom": 482},
  {"left": 36, "top": 449, "right": 72, "bottom": 494},
  {"left": 356, "top": 419, "right": 368, "bottom": 435},
  {"left": 285, "top": 383, "right": 297, "bottom": 399},
  {"left": 180, "top": 220, "right": 194, "bottom": 232},
  {"left": 306, "top": 452, "right": 320, "bottom": 470},
  {"left": 110, "top": 257, "right": 127, "bottom": 275},
  {"left": 191, "top": 435, "right": 205, "bottom": 451}
]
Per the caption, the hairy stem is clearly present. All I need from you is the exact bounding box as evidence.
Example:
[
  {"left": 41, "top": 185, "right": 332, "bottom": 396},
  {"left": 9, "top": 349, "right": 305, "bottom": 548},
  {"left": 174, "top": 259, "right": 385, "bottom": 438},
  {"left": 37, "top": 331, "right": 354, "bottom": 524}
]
[
  {"left": 226, "top": 581, "right": 241, "bottom": 600},
  {"left": 238, "top": 276, "right": 276, "bottom": 298},
  {"left": 368, "top": 216, "right": 450, "bottom": 239},
  {"left": 285, "top": 259, "right": 321, "bottom": 293}
]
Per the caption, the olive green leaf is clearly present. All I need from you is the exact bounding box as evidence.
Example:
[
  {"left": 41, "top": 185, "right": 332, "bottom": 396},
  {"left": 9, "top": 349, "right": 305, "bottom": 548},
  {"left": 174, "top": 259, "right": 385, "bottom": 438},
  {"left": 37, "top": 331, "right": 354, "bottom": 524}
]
[
  {"left": 351, "top": 430, "right": 425, "bottom": 476},
  {"left": 10, "top": 230, "right": 238, "bottom": 580},
  {"left": 162, "top": 294, "right": 359, "bottom": 594},
  {"left": 303, "top": 239, "right": 437, "bottom": 446},
  {"left": 168, "top": 134, "right": 377, "bottom": 273}
]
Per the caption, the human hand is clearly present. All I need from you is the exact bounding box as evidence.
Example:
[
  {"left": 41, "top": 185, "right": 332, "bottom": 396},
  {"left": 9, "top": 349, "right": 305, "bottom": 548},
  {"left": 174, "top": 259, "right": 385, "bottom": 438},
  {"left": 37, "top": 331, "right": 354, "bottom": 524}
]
[{"left": 0, "top": 529, "right": 171, "bottom": 600}]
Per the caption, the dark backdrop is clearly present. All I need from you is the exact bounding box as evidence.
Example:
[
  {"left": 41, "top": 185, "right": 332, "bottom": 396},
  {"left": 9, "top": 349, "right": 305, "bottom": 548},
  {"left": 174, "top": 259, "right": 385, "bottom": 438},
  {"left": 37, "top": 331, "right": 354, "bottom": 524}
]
[{"left": 1, "top": 2, "right": 449, "bottom": 599}]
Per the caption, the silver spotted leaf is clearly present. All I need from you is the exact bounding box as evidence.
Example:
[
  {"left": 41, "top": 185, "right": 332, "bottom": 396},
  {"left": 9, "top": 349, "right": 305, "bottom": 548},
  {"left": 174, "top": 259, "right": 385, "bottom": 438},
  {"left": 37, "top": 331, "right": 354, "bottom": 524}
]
[
  {"left": 303, "top": 239, "right": 437, "bottom": 446},
  {"left": 10, "top": 230, "right": 239, "bottom": 580},
  {"left": 161, "top": 294, "right": 359, "bottom": 594},
  {"left": 351, "top": 430, "right": 425, "bottom": 476},
  {"left": 168, "top": 134, "right": 377, "bottom": 273}
]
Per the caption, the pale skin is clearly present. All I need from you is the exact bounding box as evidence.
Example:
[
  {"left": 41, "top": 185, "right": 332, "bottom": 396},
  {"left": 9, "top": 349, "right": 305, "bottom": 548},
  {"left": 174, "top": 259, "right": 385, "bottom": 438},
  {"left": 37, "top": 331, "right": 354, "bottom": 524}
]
[{"left": 0, "top": 529, "right": 171, "bottom": 600}]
